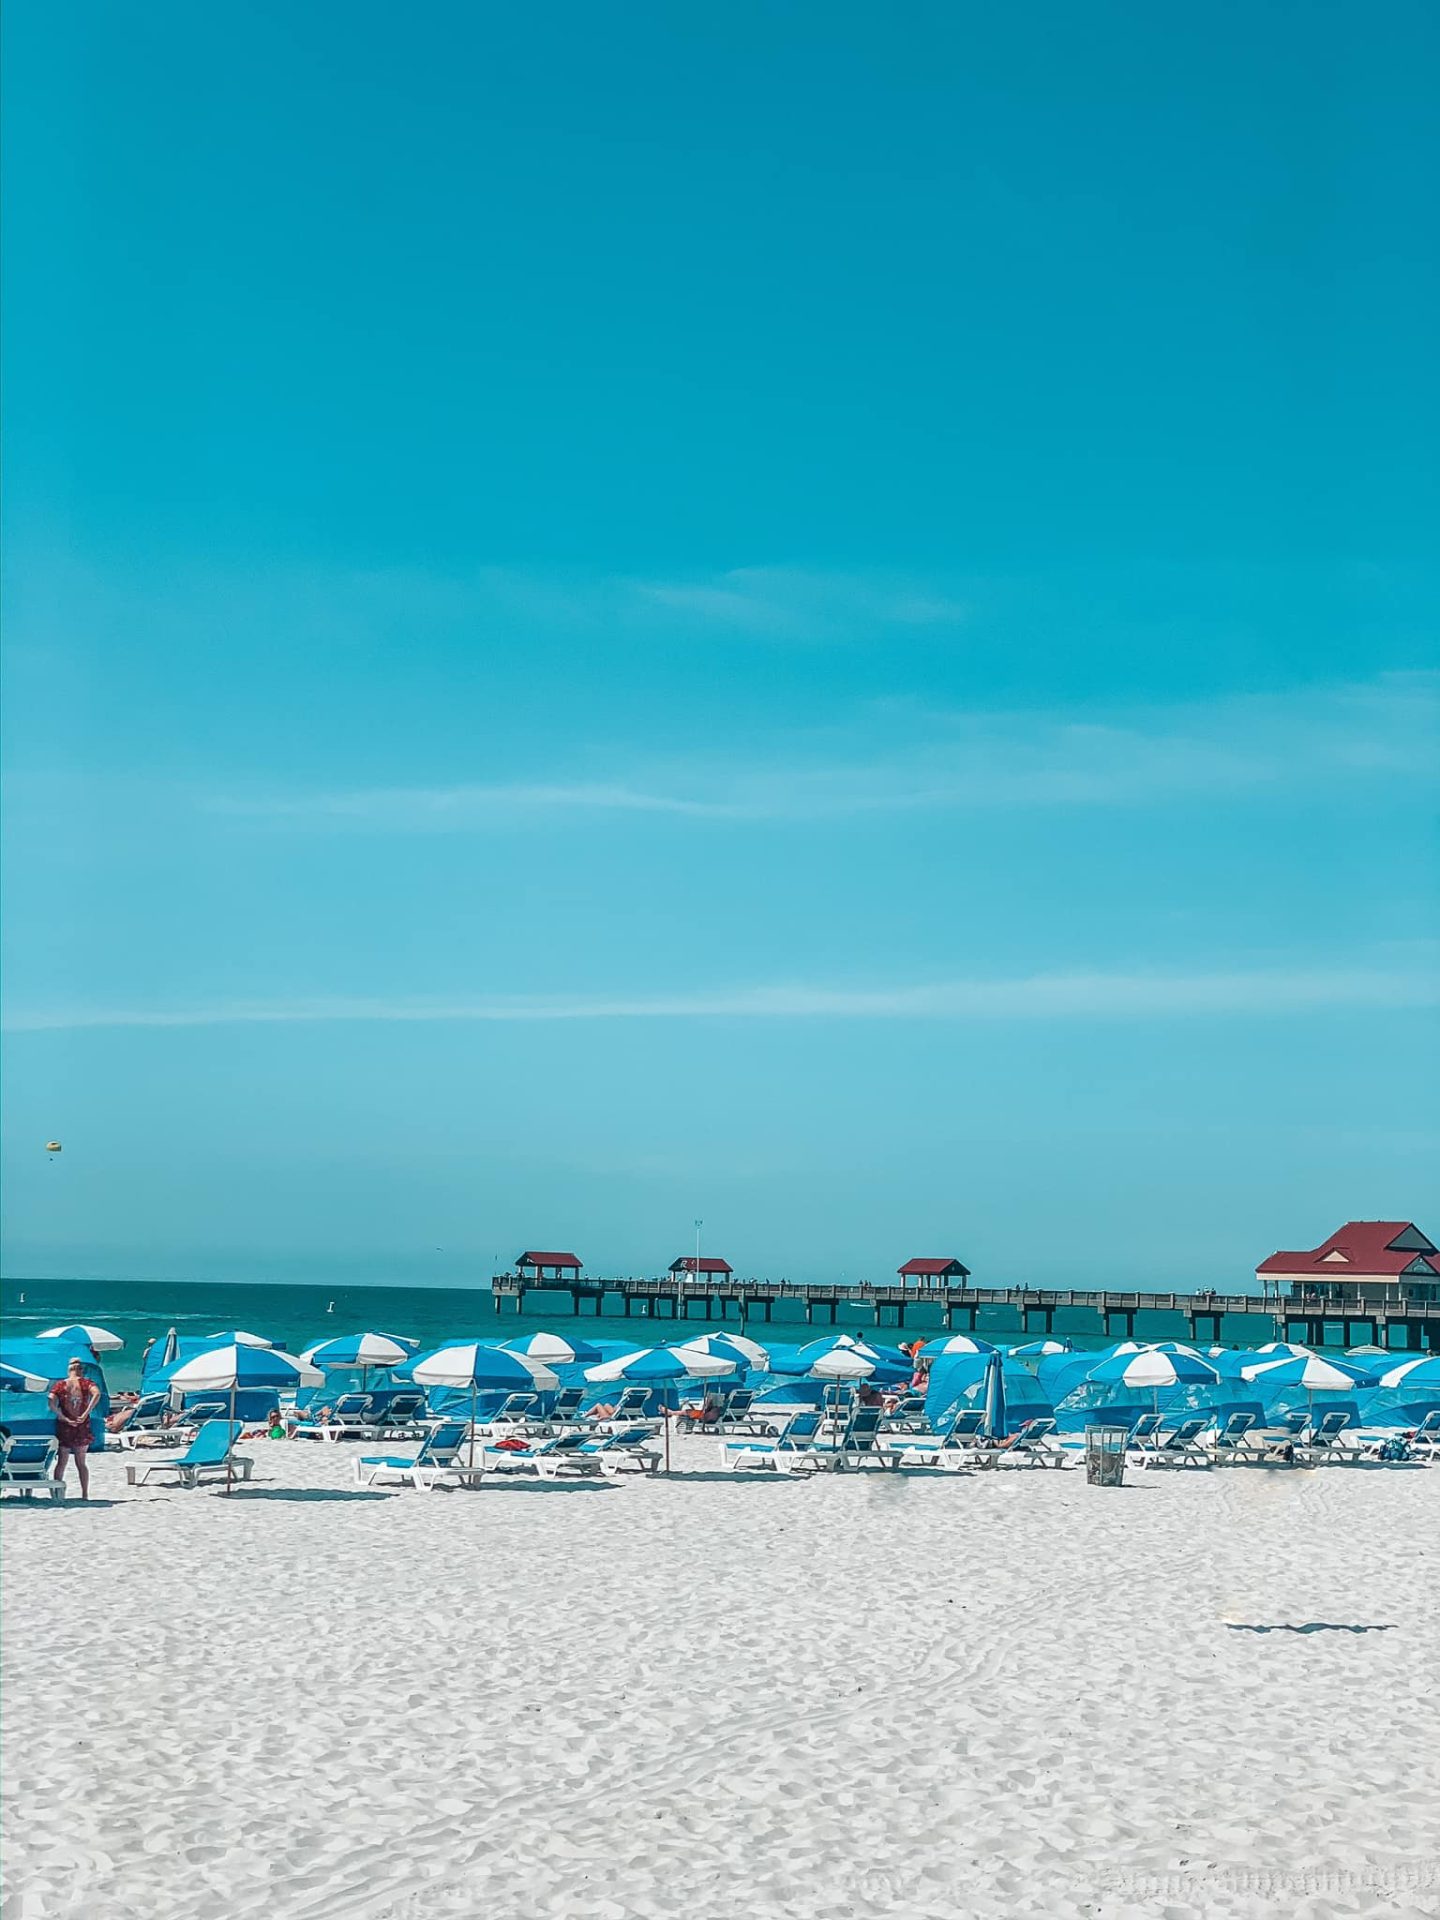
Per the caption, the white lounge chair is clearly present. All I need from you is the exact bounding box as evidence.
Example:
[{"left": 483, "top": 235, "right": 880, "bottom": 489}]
[{"left": 0, "top": 1435, "right": 66, "bottom": 1501}]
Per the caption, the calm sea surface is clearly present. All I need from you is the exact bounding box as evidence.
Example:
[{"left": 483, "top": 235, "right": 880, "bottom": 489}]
[{"left": 0, "top": 1274, "right": 1292, "bottom": 1391}]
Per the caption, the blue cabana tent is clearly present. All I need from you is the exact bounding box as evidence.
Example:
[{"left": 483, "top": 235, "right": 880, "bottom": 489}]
[
  {"left": 0, "top": 1334, "right": 109, "bottom": 1448},
  {"left": 925, "top": 1353, "right": 1051, "bottom": 1437}
]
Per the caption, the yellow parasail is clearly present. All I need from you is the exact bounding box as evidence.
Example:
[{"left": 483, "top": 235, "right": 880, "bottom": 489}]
[{"left": 45, "top": 1141, "right": 62, "bottom": 1153}]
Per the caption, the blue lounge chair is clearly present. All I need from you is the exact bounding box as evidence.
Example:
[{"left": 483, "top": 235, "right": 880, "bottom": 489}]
[
  {"left": 0, "top": 1435, "right": 66, "bottom": 1500},
  {"left": 291, "top": 1393, "right": 376, "bottom": 1442},
  {"left": 881, "top": 1393, "right": 929, "bottom": 1433},
  {"left": 589, "top": 1386, "right": 654, "bottom": 1429},
  {"left": 1132, "top": 1416, "right": 1211, "bottom": 1469},
  {"left": 487, "top": 1425, "right": 662, "bottom": 1478},
  {"left": 810, "top": 1406, "right": 896, "bottom": 1470},
  {"left": 371, "top": 1391, "right": 425, "bottom": 1436},
  {"left": 1408, "top": 1409, "right": 1440, "bottom": 1462},
  {"left": 1214, "top": 1410, "right": 1259, "bottom": 1457},
  {"left": 987, "top": 1416, "right": 1064, "bottom": 1468},
  {"left": 125, "top": 1420, "right": 253, "bottom": 1489},
  {"left": 881, "top": 1408, "right": 985, "bottom": 1466},
  {"left": 353, "top": 1419, "right": 473, "bottom": 1490},
  {"left": 723, "top": 1411, "right": 823, "bottom": 1474},
  {"left": 713, "top": 1388, "right": 776, "bottom": 1436},
  {"left": 1300, "top": 1409, "right": 1364, "bottom": 1464}
]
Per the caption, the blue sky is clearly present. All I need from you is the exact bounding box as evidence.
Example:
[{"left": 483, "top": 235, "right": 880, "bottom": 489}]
[{"left": 3, "top": 1, "right": 1437, "bottom": 1288}]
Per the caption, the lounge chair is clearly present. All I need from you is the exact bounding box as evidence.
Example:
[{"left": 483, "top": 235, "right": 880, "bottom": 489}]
[
  {"left": 1213, "top": 1410, "right": 1260, "bottom": 1458},
  {"left": 810, "top": 1407, "right": 897, "bottom": 1470},
  {"left": 1125, "top": 1412, "right": 1164, "bottom": 1447},
  {"left": 488, "top": 1425, "right": 662, "bottom": 1478},
  {"left": 1131, "top": 1416, "right": 1211, "bottom": 1469},
  {"left": 1407, "top": 1409, "right": 1440, "bottom": 1461},
  {"left": 0, "top": 1435, "right": 66, "bottom": 1500},
  {"left": 881, "top": 1409, "right": 985, "bottom": 1467},
  {"left": 1299, "top": 1410, "right": 1365, "bottom": 1465},
  {"left": 881, "top": 1393, "right": 929, "bottom": 1433},
  {"left": 723, "top": 1411, "right": 824, "bottom": 1474},
  {"left": 371, "top": 1391, "right": 426, "bottom": 1436},
  {"left": 292, "top": 1393, "right": 376, "bottom": 1442},
  {"left": 472, "top": 1393, "right": 543, "bottom": 1435},
  {"left": 125, "top": 1420, "right": 253, "bottom": 1489},
  {"left": 353, "top": 1419, "right": 473, "bottom": 1490},
  {"left": 985, "top": 1416, "right": 1065, "bottom": 1468},
  {"left": 541, "top": 1387, "right": 587, "bottom": 1428},
  {"left": 713, "top": 1389, "right": 776, "bottom": 1436},
  {"left": 588, "top": 1387, "right": 654, "bottom": 1431}
]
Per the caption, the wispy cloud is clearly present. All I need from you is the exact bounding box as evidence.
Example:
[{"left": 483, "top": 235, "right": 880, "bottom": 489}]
[
  {"left": 7, "top": 964, "right": 1435, "bottom": 1033},
  {"left": 205, "top": 673, "right": 1439, "bottom": 830},
  {"left": 629, "top": 567, "right": 970, "bottom": 638}
]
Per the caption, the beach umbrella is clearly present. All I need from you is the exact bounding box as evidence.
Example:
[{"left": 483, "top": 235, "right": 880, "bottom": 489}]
[
  {"left": 499, "top": 1332, "right": 605, "bottom": 1367},
  {"left": 666, "top": 1331, "right": 773, "bottom": 1371},
  {"left": 301, "top": 1332, "right": 419, "bottom": 1387},
  {"left": 585, "top": 1344, "right": 737, "bottom": 1471},
  {"left": 1086, "top": 1348, "right": 1221, "bottom": 1413},
  {"left": 1088, "top": 1348, "right": 1221, "bottom": 1386},
  {"left": 37, "top": 1324, "right": 124, "bottom": 1353},
  {"left": 1251, "top": 1342, "right": 1316, "bottom": 1360},
  {"left": 412, "top": 1344, "right": 561, "bottom": 1474},
  {"left": 0, "top": 1360, "right": 54, "bottom": 1393},
  {"left": 979, "top": 1350, "right": 1007, "bottom": 1443},
  {"left": 1240, "top": 1354, "right": 1374, "bottom": 1391},
  {"left": 206, "top": 1329, "right": 276, "bottom": 1349},
  {"left": 1375, "top": 1355, "right": 1440, "bottom": 1392},
  {"left": 1009, "top": 1338, "right": 1072, "bottom": 1358},
  {"left": 157, "top": 1327, "right": 180, "bottom": 1369},
  {"left": 918, "top": 1334, "right": 998, "bottom": 1358},
  {"left": 166, "top": 1344, "right": 323, "bottom": 1493},
  {"left": 771, "top": 1334, "right": 886, "bottom": 1379}
]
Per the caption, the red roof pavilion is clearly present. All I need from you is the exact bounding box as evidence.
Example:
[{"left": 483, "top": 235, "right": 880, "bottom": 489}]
[
  {"left": 898, "top": 1256, "right": 971, "bottom": 1282},
  {"left": 515, "top": 1250, "right": 583, "bottom": 1277},
  {"left": 668, "top": 1256, "right": 734, "bottom": 1277}
]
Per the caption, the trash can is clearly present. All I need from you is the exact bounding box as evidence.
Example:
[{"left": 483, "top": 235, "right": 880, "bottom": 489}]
[{"left": 1085, "top": 1424, "right": 1129, "bottom": 1487}]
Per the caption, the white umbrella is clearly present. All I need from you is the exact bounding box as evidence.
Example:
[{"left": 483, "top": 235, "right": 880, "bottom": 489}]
[
  {"left": 166, "top": 1345, "right": 323, "bottom": 1493},
  {"left": 412, "top": 1344, "right": 561, "bottom": 1474},
  {"left": 38, "top": 1324, "right": 124, "bottom": 1353},
  {"left": 667, "top": 1331, "right": 772, "bottom": 1371},
  {"left": 206, "top": 1330, "right": 276, "bottom": 1349},
  {"left": 584, "top": 1345, "right": 736, "bottom": 1472}
]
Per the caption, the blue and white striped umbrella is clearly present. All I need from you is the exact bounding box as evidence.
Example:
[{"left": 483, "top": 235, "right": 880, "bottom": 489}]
[
  {"left": 1240, "top": 1354, "right": 1374, "bottom": 1391},
  {"left": 499, "top": 1331, "right": 605, "bottom": 1367},
  {"left": 1009, "top": 1338, "right": 1072, "bottom": 1358},
  {"left": 771, "top": 1334, "right": 889, "bottom": 1380},
  {"left": 412, "top": 1344, "right": 560, "bottom": 1391},
  {"left": 166, "top": 1344, "right": 324, "bottom": 1491},
  {"left": 585, "top": 1344, "right": 736, "bottom": 1385},
  {"left": 412, "top": 1344, "right": 562, "bottom": 1474},
  {"left": 919, "top": 1334, "right": 997, "bottom": 1358},
  {"left": 666, "top": 1331, "right": 772, "bottom": 1371},
  {"left": 1250, "top": 1342, "right": 1316, "bottom": 1361},
  {"left": 1376, "top": 1355, "right": 1440, "bottom": 1392},
  {"left": 301, "top": 1332, "right": 419, "bottom": 1371},
  {"left": 1088, "top": 1348, "right": 1221, "bottom": 1389},
  {"left": 205, "top": 1329, "right": 276, "bottom": 1349},
  {"left": 38, "top": 1323, "right": 124, "bottom": 1353},
  {"left": 168, "top": 1344, "right": 323, "bottom": 1393},
  {"left": 0, "top": 1360, "right": 54, "bottom": 1393}
]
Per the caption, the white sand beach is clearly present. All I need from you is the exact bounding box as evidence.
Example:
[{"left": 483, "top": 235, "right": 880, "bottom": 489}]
[{"left": 3, "top": 1442, "right": 1437, "bottom": 1920}]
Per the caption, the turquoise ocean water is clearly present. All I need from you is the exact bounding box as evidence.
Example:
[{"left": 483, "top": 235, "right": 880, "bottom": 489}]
[{"left": 0, "top": 1274, "right": 1294, "bottom": 1392}]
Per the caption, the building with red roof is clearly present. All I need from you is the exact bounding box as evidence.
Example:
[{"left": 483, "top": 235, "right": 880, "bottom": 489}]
[
  {"left": 668, "top": 1256, "right": 734, "bottom": 1279},
  {"left": 515, "top": 1250, "right": 583, "bottom": 1280},
  {"left": 897, "top": 1256, "right": 971, "bottom": 1289},
  {"left": 1257, "top": 1222, "right": 1439, "bottom": 1305}
]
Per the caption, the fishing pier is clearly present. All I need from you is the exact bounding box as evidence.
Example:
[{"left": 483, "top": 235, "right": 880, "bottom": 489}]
[{"left": 490, "top": 1270, "right": 1440, "bottom": 1351}]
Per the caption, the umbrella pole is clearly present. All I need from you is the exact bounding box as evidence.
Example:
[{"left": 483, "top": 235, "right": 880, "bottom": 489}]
[
  {"left": 470, "top": 1384, "right": 478, "bottom": 1478},
  {"left": 227, "top": 1380, "right": 236, "bottom": 1496},
  {"left": 663, "top": 1403, "right": 671, "bottom": 1475}
]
